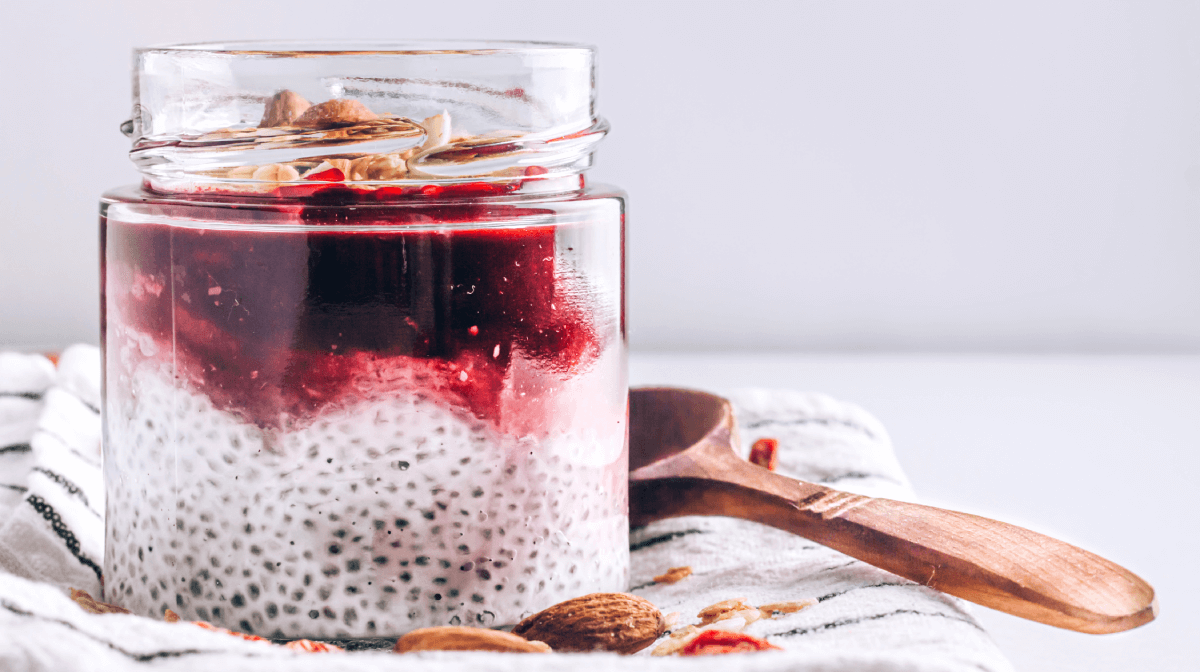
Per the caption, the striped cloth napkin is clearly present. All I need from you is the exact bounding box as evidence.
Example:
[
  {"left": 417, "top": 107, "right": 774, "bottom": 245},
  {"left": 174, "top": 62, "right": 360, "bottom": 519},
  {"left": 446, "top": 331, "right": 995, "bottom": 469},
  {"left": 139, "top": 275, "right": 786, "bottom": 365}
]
[
  {"left": 0, "top": 346, "right": 103, "bottom": 597},
  {"left": 0, "top": 346, "right": 1014, "bottom": 672}
]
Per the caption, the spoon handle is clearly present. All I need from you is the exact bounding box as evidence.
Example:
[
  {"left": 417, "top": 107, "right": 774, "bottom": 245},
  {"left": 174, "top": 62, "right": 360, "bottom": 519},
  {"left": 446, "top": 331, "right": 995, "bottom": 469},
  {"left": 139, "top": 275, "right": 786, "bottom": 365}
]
[{"left": 631, "top": 450, "right": 1156, "bottom": 634}]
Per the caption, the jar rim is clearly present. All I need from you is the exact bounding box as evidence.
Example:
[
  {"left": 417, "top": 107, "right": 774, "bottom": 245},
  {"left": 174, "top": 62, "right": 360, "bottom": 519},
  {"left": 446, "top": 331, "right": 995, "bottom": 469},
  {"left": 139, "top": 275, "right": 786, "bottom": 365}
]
[
  {"left": 137, "top": 39, "right": 595, "bottom": 57},
  {"left": 131, "top": 39, "right": 603, "bottom": 189}
]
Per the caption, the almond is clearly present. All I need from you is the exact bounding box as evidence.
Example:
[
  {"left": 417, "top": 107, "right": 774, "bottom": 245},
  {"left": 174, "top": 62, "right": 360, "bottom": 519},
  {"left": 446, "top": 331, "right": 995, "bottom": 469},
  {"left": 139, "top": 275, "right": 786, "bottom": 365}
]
[
  {"left": 225, "top": 165, "right": 258, "bottom": 179},
  {"left": 511, "top": 592, "right": 666, "bottom": 654},
  {"left": 394, "top": 626, "right": 550, "bottom": 653},
  {"left": 349, "top": 153, "right": 407, "bottom": 180},
  {"left": 251, "top": 163, "right": 301, "bottom": 182},
  {"left": 294, "top": 99, "right": 379, "bottom": 129},
  {"left": 260, "top": 90, "right": 312, "bottom": 127},
  {"left": 419, "top": 111, "right": 452, "bottom": 152}
]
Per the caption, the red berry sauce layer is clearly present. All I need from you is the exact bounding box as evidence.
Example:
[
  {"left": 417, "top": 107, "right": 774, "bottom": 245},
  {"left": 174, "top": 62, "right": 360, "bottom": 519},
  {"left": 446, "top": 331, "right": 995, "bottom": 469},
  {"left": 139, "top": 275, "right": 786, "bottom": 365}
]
[{"left": 102, "top": 183, "right": 606, "bottom": 434}]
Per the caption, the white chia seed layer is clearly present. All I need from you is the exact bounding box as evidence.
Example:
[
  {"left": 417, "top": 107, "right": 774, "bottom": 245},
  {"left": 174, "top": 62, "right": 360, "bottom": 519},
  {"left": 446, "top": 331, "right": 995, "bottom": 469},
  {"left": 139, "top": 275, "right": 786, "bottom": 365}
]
[{"left": 103, "top": 363, "right": 628, "bottom": 638}]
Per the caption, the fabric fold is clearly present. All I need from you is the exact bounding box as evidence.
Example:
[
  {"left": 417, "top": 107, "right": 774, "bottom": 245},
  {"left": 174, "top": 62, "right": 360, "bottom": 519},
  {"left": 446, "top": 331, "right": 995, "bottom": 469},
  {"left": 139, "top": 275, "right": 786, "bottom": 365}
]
[{"left": 0, "top": 346, "right": 104, "bottom": 595}]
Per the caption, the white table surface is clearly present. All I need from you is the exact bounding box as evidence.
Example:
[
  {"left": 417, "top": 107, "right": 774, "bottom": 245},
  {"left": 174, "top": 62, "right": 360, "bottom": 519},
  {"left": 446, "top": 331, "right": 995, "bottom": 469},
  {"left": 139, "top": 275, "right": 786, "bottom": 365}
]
[{"left": 629, "top": 352, "right": 1199, "bottom": 672}]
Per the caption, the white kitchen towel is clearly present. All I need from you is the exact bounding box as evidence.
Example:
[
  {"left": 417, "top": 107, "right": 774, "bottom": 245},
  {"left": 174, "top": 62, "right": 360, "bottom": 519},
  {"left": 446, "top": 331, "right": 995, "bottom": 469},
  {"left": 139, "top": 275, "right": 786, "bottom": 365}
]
[
  {"left": 0, "top": 347, "right": 1013, "bottom": 672},
  {"left": 0, "top": 346, "right": 104, "bottom": 597},
  {"left": 0, "top": 352, "right": 55, "bottom": 519}
]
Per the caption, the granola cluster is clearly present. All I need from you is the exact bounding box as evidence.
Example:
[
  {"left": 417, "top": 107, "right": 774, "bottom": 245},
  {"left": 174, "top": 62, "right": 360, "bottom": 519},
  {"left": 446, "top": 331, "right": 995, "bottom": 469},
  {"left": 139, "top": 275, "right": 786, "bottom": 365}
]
[{"left": 204, "top": 90, "right": 525, "bottom": 184}]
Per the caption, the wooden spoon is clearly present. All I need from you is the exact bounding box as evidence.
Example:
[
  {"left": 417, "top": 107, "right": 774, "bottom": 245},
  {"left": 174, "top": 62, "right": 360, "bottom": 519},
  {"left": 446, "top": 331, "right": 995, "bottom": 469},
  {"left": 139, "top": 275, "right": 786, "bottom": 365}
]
[{"left": 628, "top": 387, "right": 1157, "bottom": 634}]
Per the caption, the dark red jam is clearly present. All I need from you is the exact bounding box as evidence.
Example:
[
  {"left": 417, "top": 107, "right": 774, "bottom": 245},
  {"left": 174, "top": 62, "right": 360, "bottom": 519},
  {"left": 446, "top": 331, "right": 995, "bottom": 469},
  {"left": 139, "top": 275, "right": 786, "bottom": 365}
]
[{"left": 101, "top": 181, "right": 608, "bottom": 431}]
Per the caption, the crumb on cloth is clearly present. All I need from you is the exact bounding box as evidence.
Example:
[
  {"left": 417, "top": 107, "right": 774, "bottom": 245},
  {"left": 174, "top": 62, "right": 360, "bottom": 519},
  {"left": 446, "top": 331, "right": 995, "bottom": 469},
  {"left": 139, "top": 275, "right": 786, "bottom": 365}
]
[
  {"left": 69, "top": 589, "right": 131, "bottom": 615},
  {"left": 654, "top": 566, "right": 693, "bottom": 584},
  {"left": 653, "top": 596, "right": 815, "bottom": 656}
]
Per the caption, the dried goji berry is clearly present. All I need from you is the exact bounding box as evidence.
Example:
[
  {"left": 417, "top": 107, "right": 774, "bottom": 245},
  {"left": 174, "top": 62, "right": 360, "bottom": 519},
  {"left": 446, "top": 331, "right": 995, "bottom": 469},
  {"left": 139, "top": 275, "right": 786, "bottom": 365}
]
[
  {"left": 679, "top": 629, "right": 782, "bottom": 656},
  {"left": 749, "top": 438, "right": 779, "bottom": 471}
]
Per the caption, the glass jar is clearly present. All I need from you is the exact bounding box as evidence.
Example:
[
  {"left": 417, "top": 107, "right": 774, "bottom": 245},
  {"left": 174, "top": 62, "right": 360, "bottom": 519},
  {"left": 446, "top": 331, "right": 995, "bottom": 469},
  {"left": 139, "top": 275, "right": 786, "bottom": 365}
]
[{"left": 100, "top": 41, "right": 628, "bottom": 640}]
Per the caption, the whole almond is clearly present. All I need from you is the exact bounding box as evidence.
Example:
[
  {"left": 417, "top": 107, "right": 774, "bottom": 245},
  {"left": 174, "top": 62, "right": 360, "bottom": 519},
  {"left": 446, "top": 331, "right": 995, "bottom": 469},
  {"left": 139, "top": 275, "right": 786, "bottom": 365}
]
[
  {"left": 511, "top": 592, "right": 666, "bottom": 654},
  {"left": 251, "top": 163, "right": 301, "bottom": 182},
  {"left": 394, "top": 626, "right": 550, "bottom": 654},
  {"left": 349, "top": 153, "right": 407, "bottom": 180},
  {"left": 260, "top": 90, "right": 311, "bottom": 127},
  {"left": 294, "top": 99, "right": 379, "bottom": 129},
  {"left": 225, "top": 165, "right": 258, "bottom": 179}
]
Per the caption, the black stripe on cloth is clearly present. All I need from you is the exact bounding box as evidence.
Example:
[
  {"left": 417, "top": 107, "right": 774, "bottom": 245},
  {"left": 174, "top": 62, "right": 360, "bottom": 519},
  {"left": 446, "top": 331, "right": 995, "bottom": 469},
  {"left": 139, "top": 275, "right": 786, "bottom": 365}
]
[
  {"left": 773, "top": 608, "right": 983, "bottom": 638},
  {"left": 0, "top": 443, "right": 32, "bottom": 455},
  {"left": 24, "top": 494, "right": 103, "bottom": 582},
  {"left": 629, "top": 577, "right": 668, "bottom": 591},
  {"left": 743, "top": 416, "right": 878, "bottom": 440},
  {"left": 32, "top": 466, "right": 92, "bottom": 509},
  {"left": 816, "top": 581, "right": 916, "bottom": 603},
  {"left": 2, "top": 483, "right": 28, "bottom": 493},
  {"left": 1, "top": 600, "right": 228, "bottom": 662},
  {"left": 46, "top": 385, "right": 101, "bottom": 415},
  {"left": 31, "top": 468, "right": 101, "bottom": 519},
  {"left": 818, "top": 559, "right": 860, "bottom": 573},
  {"left": 629, "top": 529, "right": 708, "bottom": 552},
  {"left": 37, "top": 429, "right": 99, "bottom": 467},
  {"left": 818, "top": 471, "right": 902, "bottom": 486},
  {"left": 60, "top": 388, "right": 101, "bottom": 415},
  {"left": 0, "top": 391, "right": 42, "bottom": 401}
]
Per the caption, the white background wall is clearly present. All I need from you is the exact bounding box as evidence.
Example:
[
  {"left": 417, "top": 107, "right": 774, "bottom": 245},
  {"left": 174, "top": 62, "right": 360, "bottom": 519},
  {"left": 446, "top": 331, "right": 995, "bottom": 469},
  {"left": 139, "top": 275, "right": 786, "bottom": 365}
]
[{"left": 1, "top": 0, "right": 1198, "bottom": 352}]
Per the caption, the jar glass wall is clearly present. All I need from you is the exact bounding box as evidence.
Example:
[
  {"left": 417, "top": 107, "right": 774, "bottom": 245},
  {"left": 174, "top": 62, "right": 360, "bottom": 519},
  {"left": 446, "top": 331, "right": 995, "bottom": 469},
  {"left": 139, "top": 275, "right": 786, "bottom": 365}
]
[{"left": 100, "top": 41, "right": 627, "bottom": 640}]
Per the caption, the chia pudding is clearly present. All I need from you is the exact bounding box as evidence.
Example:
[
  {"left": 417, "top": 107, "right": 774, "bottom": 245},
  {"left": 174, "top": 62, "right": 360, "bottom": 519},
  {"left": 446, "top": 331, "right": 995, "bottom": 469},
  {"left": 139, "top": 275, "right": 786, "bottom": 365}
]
[{"left": 101, "top": 185, "right": 628, "bottom": 638}]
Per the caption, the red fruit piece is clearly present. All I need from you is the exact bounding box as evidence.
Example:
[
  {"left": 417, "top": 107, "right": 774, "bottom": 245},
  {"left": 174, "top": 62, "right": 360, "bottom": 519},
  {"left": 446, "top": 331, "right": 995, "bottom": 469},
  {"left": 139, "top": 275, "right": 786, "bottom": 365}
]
[
  {"left": 164, "top": 608, "right": 340, "bottom": 651},
  {"left": 749, "top": 438, "right": 779, "bottom": 471},
  {"left": 285, "top": 639, "right": 344, "bottom": 652},
  {"left": 305, "top": 167, "right": 345, "bottom": 182},
  {"left": 679, "top": 630, "right": 783, "bottom": 656}
]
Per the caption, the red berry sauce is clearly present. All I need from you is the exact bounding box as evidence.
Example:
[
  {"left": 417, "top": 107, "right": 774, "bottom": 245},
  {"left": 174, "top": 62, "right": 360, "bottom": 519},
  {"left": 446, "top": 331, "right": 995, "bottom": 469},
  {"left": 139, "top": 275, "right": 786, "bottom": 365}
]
[{"left": 102, "top": 182, "right": 604, "bottom": 433}]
